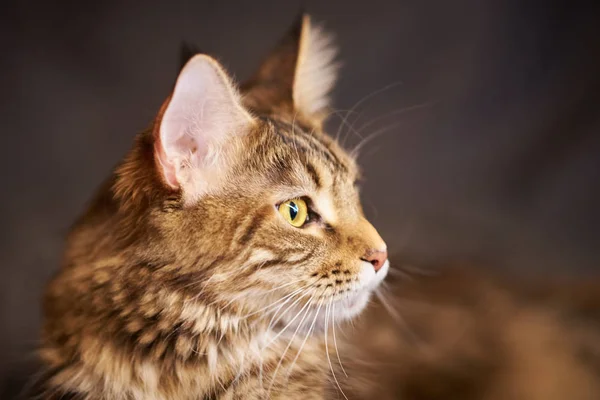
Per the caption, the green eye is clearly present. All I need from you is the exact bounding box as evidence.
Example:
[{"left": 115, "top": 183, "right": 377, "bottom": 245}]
[{"left": 278, "top": 198, "right": 309, "bottom": 228}]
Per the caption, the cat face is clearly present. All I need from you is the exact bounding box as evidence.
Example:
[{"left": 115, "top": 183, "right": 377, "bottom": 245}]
[{"left": 114, "top": 15, "right": 387, "bottom": 333}]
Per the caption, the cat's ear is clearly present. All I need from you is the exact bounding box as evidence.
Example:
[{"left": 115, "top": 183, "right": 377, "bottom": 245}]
[
  {"left": 293, "top": 15, "right": 339, "bottom": 120},
  {"left": 242, "top": 14, "right": 338, "bottom": 124},
  {"left": 154, "top": 54, "right": 255, "bottom": 201}
]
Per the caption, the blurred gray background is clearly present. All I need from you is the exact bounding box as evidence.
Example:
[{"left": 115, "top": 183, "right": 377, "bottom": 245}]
[{"left": 2, "top": 0, "right": 599, "bottom": 397}]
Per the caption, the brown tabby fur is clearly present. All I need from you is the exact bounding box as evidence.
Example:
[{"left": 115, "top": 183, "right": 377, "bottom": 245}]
[{"left": 38, "top": 14, "right": 384, "bottom": 400}]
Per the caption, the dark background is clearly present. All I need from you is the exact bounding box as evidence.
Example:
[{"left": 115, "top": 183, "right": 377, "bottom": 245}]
[{"left": 2, "top": 0, "right": 599, "bottom": 397}]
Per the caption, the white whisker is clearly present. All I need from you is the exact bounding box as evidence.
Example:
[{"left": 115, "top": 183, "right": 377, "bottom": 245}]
[
  {"left": 331, "top": 302, "right": 348, "bottom": 378},
  {"left": 325, "top": 299, "right": 349, "bottom": 400},
  {"left": 387, "top": 267, "right": 415, "bottom": 281},
  {"left": 351, "top": 101, "right": 434, "bottom": 157},
  {"left": 329, "top": 109, "right": 363, "bottom": 144},
  {"left": 266, "top": 291, "right": 315, "bottom": 346},
  {"left": 335, "top": 81, "right": 404, "bottom": 147},
  {"left": 355, "top": 101, "right": 435, "bottom": 137},
  {"left": 216, "top": 279, "right": 305, "bottom": 312},
  {"left": 241, "top": 283, "right": 313, "bottom": 320},
  {"left": 375, "top": 290, "right": 423, "bottom": 348},
  {"left": 286, "top": 290, "right": 327, "bottom": 378},
  {"left": 266, "top": 293, "right": 316, "bottom": 398},
  {"left": 265, "top": 284, "right": 318, "bottom": 331},
  {"left": 350, "top": 121, "right": 404, "bottom": 158}
]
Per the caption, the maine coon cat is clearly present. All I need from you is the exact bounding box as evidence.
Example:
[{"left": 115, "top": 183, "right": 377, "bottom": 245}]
[
  {"left": 36, "top": 12, "right": 600, "bottom": 400},
  {"left": 37, "top": 14, "right": 388, "bottom": 400}
]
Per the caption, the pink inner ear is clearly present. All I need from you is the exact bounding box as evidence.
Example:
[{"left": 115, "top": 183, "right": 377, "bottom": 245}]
[{"left": 153, "top": 55, "right": 253, "bottom": 196}]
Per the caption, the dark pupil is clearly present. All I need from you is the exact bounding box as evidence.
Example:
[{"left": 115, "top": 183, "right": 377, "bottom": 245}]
[{"left": 289, "top": 202, "right": 298, "bottom": 220}]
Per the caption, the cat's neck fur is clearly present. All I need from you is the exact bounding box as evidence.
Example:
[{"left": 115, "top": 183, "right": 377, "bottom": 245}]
[{"left": 42, "top": 249, "right": 328, "bottom": 399}]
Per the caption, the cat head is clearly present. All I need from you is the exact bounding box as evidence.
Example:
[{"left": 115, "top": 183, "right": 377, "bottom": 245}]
[{"left": 111, "top": 14, "right": 388, "bottom": 332}]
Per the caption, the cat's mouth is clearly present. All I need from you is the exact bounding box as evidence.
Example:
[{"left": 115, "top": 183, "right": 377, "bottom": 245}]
[
  {"left": 322, "top": 259, "right": 389, "bottom": 322},
  {"left": 274, "top": 260, "right": 389, "bottom": 335}
]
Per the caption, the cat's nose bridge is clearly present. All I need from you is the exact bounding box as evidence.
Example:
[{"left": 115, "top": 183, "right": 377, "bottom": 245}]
[
  {"left": 357, "top": 217, "right": 386, "bottom": 249},
  {"left": 344, "top": 217, "right": 386, "bottom": 258}
]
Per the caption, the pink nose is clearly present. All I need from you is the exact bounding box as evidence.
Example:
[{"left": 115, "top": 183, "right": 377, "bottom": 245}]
[{"left": 361, "top": 249, "right": 388, "bottom": 272}]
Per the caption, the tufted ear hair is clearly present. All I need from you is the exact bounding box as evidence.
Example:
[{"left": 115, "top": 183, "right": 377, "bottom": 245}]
[
  {"left": 241, "top": 14, "right": 339, "bottom": 125},
  {"left": 154, "top": 54, "right": 255, "bottom": 202}
]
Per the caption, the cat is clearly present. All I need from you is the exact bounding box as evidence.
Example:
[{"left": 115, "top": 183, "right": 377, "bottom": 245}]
[
  {"left": 35, "top": 12, "right": 600, "bottom": 400},
  {"left": 36, "top": 14, "right": 389, "bottom": 400},
  {"left": 338, "top": 262, "right": 600, "bottom": 400}
]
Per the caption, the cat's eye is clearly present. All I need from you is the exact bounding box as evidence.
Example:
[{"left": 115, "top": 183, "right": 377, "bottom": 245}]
[{"left": 278, "top": 198, "right": 309, "bottom": 228}]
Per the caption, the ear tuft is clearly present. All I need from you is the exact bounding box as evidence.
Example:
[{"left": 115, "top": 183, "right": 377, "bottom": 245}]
[
  {"left": 293, "top": 15, "right": 339, "bottom": 119},
  {"left": 155, "top": 55, "right": 254, "bottom": 201}
]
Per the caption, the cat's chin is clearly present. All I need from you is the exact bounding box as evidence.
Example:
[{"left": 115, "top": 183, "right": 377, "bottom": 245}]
[{"left": 331, "top": 290, "right": 373, "bottom": 321}]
